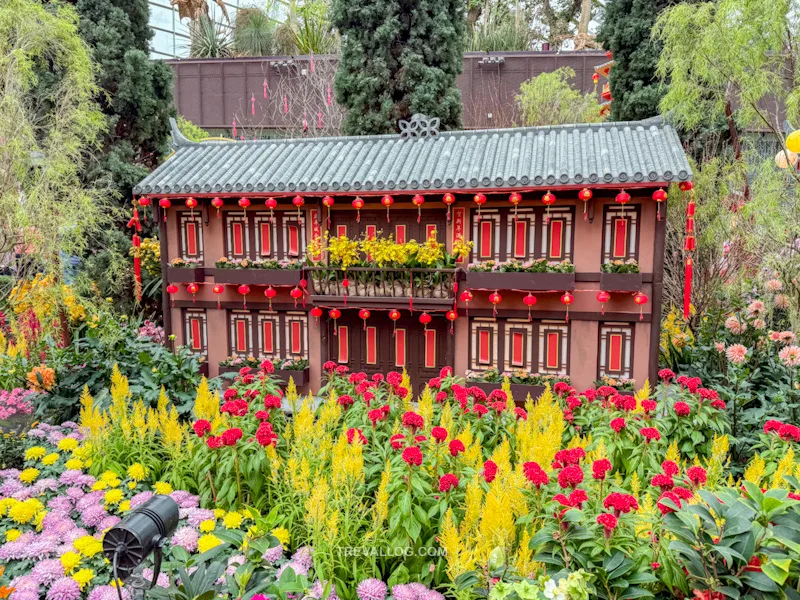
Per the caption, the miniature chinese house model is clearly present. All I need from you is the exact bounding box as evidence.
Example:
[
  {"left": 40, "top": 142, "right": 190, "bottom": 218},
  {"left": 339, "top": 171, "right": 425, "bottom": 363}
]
[{"left": 133, "top": 115, "right": 692, "bottom": 395}]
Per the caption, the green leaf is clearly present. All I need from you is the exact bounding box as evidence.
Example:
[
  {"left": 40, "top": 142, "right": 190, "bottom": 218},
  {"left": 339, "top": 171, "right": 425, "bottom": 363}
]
[
  {"left": 741, "top": 571, "right": 779, "bottom": 592},
  {"left": 762, "top": 560, "right": 791, "bottom": 585},
  {"left": 618, "top": 587, "right": 654, "bottom": 599}
]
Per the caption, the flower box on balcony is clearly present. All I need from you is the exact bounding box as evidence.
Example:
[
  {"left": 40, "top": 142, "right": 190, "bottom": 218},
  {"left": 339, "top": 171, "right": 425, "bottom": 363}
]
[
  {"left": 217, "top": 365, "right": 309, "bottom": 386},
  {"left": 212, "top": 268, "right": 304, "bottom": 286},
  {"left": 464, "top": 271, "right": 576, "bottom": 291},
  {"left": 307, "top": 267, "right": 458, "bottom": 300},
  {"left": 168, "top": 267, "right": 206, "bottom": 283},
  {"left": 469, "top": 382, "right": 545, "bottom": 406},
  {"left": 599, "top": 272, "right": 643, "bottom": 292}
]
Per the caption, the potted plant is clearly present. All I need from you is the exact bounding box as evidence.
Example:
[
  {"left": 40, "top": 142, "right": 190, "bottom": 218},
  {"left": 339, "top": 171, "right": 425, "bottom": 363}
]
[
  {"left": 168, "top": 257, "right": 205, "bottom": 282},
  {"left": 599, "top": 260, "right": 642, "bottom": 291},
  {"left": 464, "top": 259, "right": 576, "bottom": 291},
  {"left": 212, "top": 257, "right": 305, "bottom": 285}
]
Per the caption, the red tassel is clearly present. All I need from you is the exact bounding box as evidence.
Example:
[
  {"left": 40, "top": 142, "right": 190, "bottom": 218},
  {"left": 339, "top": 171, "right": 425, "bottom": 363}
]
[
  {"left": 684, "top": 257, "right": 693, "bottom": 320},
  {"left": 132, "top": 234, "right": 142, "bottom": 303},
  {"left": 409, "top": 296, "right": 413, "bottom": 312}
]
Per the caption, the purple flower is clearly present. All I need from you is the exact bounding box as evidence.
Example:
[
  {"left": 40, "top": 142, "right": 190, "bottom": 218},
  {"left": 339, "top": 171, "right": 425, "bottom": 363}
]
[
  {"left": 392, "top": 584, "right": 428, "bottom": 600},
  {"left": 27, "top": 428, "right": 46, "bottom": 439},
  {"left": 47, "top": 496, "right": 74, "bottom": 513},
  {"left": 80, "top": 504, "right": 108, "bottom": 527},
  {"left": 184, "top": 508, "right": 214, "bottom": 527},
  {"left": 59, "top": 470, "right": 84, "bottom": 486},
  {"left": 31, "top": 559, "right": 64, "bottom": 586},
  {"left": 46, "top": 577, "right": 81, "bottom": 600},
  {"left": 62, "top": 421, "right": 79, "bottom": 429},
  {"left": 47, "top": 431, "right": 66, "bottom": 446},
  {"left": 357, "top": 579, "right": 388, "bottom": 600},
  {"left": 130, "top": 491, "right": 154, "bottom": 508},
  {"left": 263, "top": 545, "right": 283, "bottom": 563},
  {"left": 1, "top": 479, "right": 24, "bottom": 496},
  {"left": 142, "top": 568, "right": 170, "bottom": 588},
  {"left": 170, "top": 490, "right": 199, "bottom": 509},
  {"left": 309, "top": 580, "right": 338, "bottom": 600},
  {"left": 292, "top": 546, "right": 313, "bottom": 571},
  {"left": 88, "top": 586, "right": 131, "bottom": 600},
  {"left": 0, "top": 469, "right": 21, "bottom": 478},
  {"left": 33, "top": 478, "right": 59, "bottom": 493},
  {"left": 65, "top": 487, "right": 85, "bottom": 500},
  {"left": 421, "top": 591, "right": 444, "bottom": 600},
  {"left": 171, "top": 527, "right": 198, "bottom": 552},
  {"left": 98, "top": 515, "right": 121, "bottom": 531}
]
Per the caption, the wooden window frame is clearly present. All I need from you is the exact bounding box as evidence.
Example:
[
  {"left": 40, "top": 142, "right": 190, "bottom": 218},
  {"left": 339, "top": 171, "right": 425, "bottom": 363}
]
[
  {"left": 230, "top": 310, "right": 309, "bottom": 361},
  {"left": 469, "top": 317, "right": 567, "bottom": 376},
  {"left": 597, "top": 322, "right": 635, "bottom": 380},
  {"left": 469, "top": 206, "right": 573, "bottom": 262},
  {"left": 601, "top": 205, "right": 640, "bottom": 264},
  {"left": 183, "top": 309, "right": 208, "bottom": 357},
  {"left": 178, "top": 212, "right": 204, "bottom": 261}
]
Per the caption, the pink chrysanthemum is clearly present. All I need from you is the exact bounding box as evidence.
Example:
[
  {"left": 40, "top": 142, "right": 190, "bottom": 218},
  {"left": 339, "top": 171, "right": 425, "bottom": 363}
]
[
  {"left": 357, "top": 579, "right": 388, "bottom": 600},
  {"left": 725, "top": 343, "right": 748, "bottom": 365},
  {"left": 779, "top": 345, "right": 800, "bottom": 367}
]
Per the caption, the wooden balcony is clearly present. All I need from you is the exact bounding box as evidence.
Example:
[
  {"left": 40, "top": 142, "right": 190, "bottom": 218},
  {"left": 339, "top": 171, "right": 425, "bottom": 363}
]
[{"left": 307, "top": 267, "right": 458, "bottom": 308}]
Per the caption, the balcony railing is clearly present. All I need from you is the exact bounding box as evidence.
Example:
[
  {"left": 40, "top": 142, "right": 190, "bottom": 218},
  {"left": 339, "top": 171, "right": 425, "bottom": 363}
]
[{"left": 306, "top": 267, "right": 458, "bottom": 300}]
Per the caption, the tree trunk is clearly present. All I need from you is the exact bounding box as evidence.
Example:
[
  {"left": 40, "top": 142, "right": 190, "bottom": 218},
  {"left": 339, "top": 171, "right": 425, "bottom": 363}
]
[{"left": 578, "top": 0, "right": 591, "bottom": 35}]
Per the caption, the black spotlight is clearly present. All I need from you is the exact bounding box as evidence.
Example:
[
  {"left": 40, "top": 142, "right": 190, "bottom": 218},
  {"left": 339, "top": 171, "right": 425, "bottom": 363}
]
[{"left": 103, "top": 495, "right": 179, "bottom": 598}]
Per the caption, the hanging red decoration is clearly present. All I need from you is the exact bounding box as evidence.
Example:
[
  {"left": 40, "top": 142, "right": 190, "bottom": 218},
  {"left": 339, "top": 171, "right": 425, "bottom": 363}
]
[
  {"left": 290, "top": 286, "right": 303, "bottom": 308},
  {"left": 352, "top": 197, "right": 364, "bottom": 223},
  {"left": 596, "top": 290, "right": 610, "bottom": 315},
  {"left": 237, "top": 284, "right": 250, "bottom": 309},
  {"left": 523, "top": 292, "right": 537, "bottom": 322},
  {"left": 264, "top": 286, "right": 277, "bottom": 311},
  {"left": 137, "top": 196, "right": 151, "bottom": 221},
  {"left": 443, "top": 193, "right": 455, "bottom": 221},
  {"left": 341, "top": 276, "right": 349, "bottom": 307},
  {"left": 358, "top": 309, "right": 371, "bottom": 330},
  {"left": 412, "top": 194, "right": 425, "bottom": 223},
  {"left": 615, "top": 190, "right": 631, "bottom": 217},
  {"left": 265, "top": 198, "right": 278, "bottom": 223},
  {"left": 211, "top": 197, "right": 224, "bottom": 218},
  {"left": 322, "top": 196, "right": 334, "bottom": 228},
  {"left": 578, "top": 188, "right": 592, "bottom": 221},
  {"left": 238, "top": 197, "right": 251, "bottom": 212},
  {"left": 509, "top": 192, "right": 522, "bottom": 221},
  {"left": 292, "top": 195, "right": 304, "bottom": 220},
  {"left": 592, "top": 73, "right": 600, "bottom": 84},
  {"left": 185, "top": 197, "right": 198, "bottom": 216},
  {"left": 542, "top": 191, "right": 556, "bottom": 224},
  {"left": 187, "top": 282, "right": 199, "bottom": 303},
  {"left": 212, "top": 284, "right": 224, "bottom": 309},
  {"left": 389, "top": 309, "right": 401, "bottom": 335},
  {"left": 560, "top": 291, "right": 574, "bottom": 322},
  {"left": 459, "top": 290, "right": 473, "bottom": 316},
  {"left": 419, "top": 312, "right": 432, "bottom": 331},
  {"left": 126, "top": 208, "right": 142, "bottom": 233},
  {"left": 488, "top": 290, "right": 502, "bottom": 318},
  {"left": 310, "top": 306, "right": 323, "bottom": 325},
  {"left": 132, "top": 234, "right": 142, "bottom": 302},
  {"left": 473, "top": 193, "right": 486, "bottom": 219},
  {"left": 682, "top": 183, "right": 696, "bottom": 319},
  {"left": 381, "top": 195, "right": 394, "bottom": 223},
  {"left": 679, "top": 181, "right": 694, "bottom": 192},
  {"left": 329, "top": 308, "right": 341, "bottom": 335},
  {"left": 445, "top": 309, "right": 457, "bottom": 334},
  {"left": 166, "top": 284, "right": 179, "bottom": 308},
  {"left": 158, "top": 198, "right": 171, "bottom": 222},
  {"left": 652, "top": 188, "right": 667, "bottom": 221},
  {"left": 633, "top": 291, "right": 649, "bottom": 321}
]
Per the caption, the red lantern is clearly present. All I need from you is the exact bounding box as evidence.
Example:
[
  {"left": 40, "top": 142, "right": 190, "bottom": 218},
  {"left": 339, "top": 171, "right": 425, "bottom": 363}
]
[
  {"left": 159, "top": 198, "right": 171, "bottom": 222},
  {"left": 265, "top": 197, "right": 278, "bottom": 223},
  {"left": 212, "top": 284, "right": 224, "bottom": 309},
  {"left": 488, "top": 290, "right": 502, "bottom": 318},
  {"left": 352, "top": 197, "right": 364, "bottom": 223},
  {"left": 445, "top": 309, "right": 457, "bottom": 334},
  {"left": 237, "top": 284, "right": 250, "bottom": 309},
  {"left": 212, "top": 197, "right": 224, "bottom": 218},
  {"left": 634, "top": 291, "right": 649, "bottom": 321},
  {"left": 342, "top": 276, "right": 350, "bottom": 307},
  {"left": 509, "top": 192, "right": 522, "bottom": 220},
  {"left": 187, "top": 282, "right": 199, "bottom": 303},
  {"left": 419, "top": 312, "right": 432, "bottom": 331},
  {"left": 138, "top": 196, "right": 151, "bottom": 221},
  {"left": 459, "top": 290, "right": 473, "bottom": 316},
  {"left": 652, "top": 188, "right": 667, "bottom": 221},
  {"left": 592, "top": 73, "right": 600, "bottom": 84},
  {"left": 238, "top": 197, "right": 251, "bottom": 212},
  {"left": 606, "top": 50, "right": 613, "bottom": 59},
  {"left": 578, "top": 188, "right": 592, "bottom": 221},
  {"left": 359, "top": 308, "right": 371, "bottom": 330},
  {"left": 523, "top": 292, "right": 537, "bottom": 322},
  {"left": 542, "top": 191, "right": 556, "bottom": 223},
  {"left": 185, "top": 197, "right": 198, "bottom": 216},
  {"left": 679, "top": 181, "right": 694, "bottom": 192},
  {"left": 615, "top": 190, "right": 631, "bottom": 217},
  {"left": 684, "top": 236, "right": 696, "bottom": 252},
  {"left": 596, "top": 290, "right": 610, "bottom": 315},
  {"left": 264, "top": 286, "right": 277, "bottom": 311},
  {"left": 389, "top": 308, "right": 401, "bottom": 335},
  {"left": 310, "top": 306, "right": 323, "bottom": 325},
  {"left": 560, "top": 291, "right": 574, "bottom": 322},
  {"left": 290, "top": 286, "right": 303, "bottom": 308},
  {"left": 329, "top": 308, "right": 341, "bottom": 335},
  {"left": 166, "top": 284, "right": 179, "bottom": 308},
  {"left": 292, "top": 195, "right": 304, "bottom": 219},
  {"left": 443, "top": 193, "right": 455, "bottom": 221},
  {"left": 473, "top": 193, "right": 486, "bottom": 219},
  {"left": 412, "top": 194, "right": 425, "bottom": 223},
  {"left": 322, "top": 195, "right": 334, "bottom": 228},
  {"left": 381, "top": 195, "right": 394, "bottom": 223}
]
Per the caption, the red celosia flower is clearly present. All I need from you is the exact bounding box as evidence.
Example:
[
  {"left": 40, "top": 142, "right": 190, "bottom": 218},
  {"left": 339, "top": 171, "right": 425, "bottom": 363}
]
[
  {"left": 469, "top": 386, "right": 487, "bottom": 402},
  {"left": 568, "top": 488, "right": 587, "bottom": 507},
  {"left": 256, "top": 422, "right": 278, "bottom": 447},
  {"left": 401, "top": 446, "right": 423, "bottom": 466},
  {"left": 779, "top": 423, "right": 800, "bottom": 442},
  {"left": 651, "top": 562, "right": 661, "bottom": 570},
  {"left": 336, "top": 365, "right": 350, "bottom": 375},
  {"left": 206, "top": 435, "right": 222, "bottom": 449},
  {"left": 259, "top": 359, "right": 275, "bottom": 374},
  {"left": 563, "top": 409, "right": 574, "bottom": 424},
  {"left": 764, "top": 420, "right": 783, "bottom": 434},
  {"left": 711, "top": 399, "right": 726, "bottom": 410},
  {"left": 658, "top": 368, "right": 675, "bottom": 382},
  {"left": 390, "top": 434, "right": 406, "bottom": 449},
  {"left": 651, "top": 474, "right": 674, "bottom": 492},
  {"left": 553, "top": 447, "right": 585, "bottom": 469},
  {"left": 363, "top": 391, "right": 375, "bottom": 406},
  {"left": 557, "top": 465, "right": 584, "bottom": 489},
  {"left": 223, "top": 388, "right": 238, "bottom": 401},
  {"left": 387, "top": 371, "right": 402, "bottom": 386},
  {"left": 323, "top": 361, "right": 336, "bottom": 371},
  {"left": 789, "top": 492, "right": 800, "bottom": 501},
  {"left": 489, "top": 389, "right": 507, "bottom": 402},
  {"left": 592, "top": 459, "right": 612, "bottom": 480},
  {"left": 438, "top": 473, "right": 459, "bottom": 492},
  {"left": 514, "top": 407, "right": 528, "bottom": 420},
  {"left": 596, "top": 513, "right": 618, "bottom": 537},
  {"left": 610, "top": 418, "right": 626, "bottom": 433},
  {"left": 381, "top": 404, "right": 391, "bottom": 415},
  {"left": 640, "top": 427, "right": 661, "bottom": 442},
  {"left": 473, "top": 404, "right": 488, "bottom": 418},
  {"left": 449, "top": 439, "right": 465, "bottom": 457},
  {"left": 440, "top": 366, "right": 453, "bottom": 378},
  {"left": 674, "top": 401, "right": 691, "bottom": 416},
  {"left": 338, "top": 394, "right": 354, "bottom": 407},
  {"left": 264, "top": 395, "right": 282, "bottom": 410},
  {"left": 583, "top": 389, "right": 598, "bottom": 401},
  {"left": 402, "top": 411, "right": 424, "bottom": 431},
  {"left": 428, "top": 377, "right": 442, "bottom": 389},
  {"left": 435, "top": 391, "right": 447, "bottom": 403},
  {"left": 661, "top": 460, "right": 679, "bottom": 477},
  {"left": 414, "top": 435, "right": 427, "bottom": 443},
  {"left": 483, "top": 460, "right": 498, "bottom": 483},
  {"left": 553, "top": 493, "right": 572, "bottom": 507},
  {"left": 346, "top": 428, "right": 368, "bottom": 445},
  {"left": 673, "top": 486, "right": 694, "bottom": 500},
  {"left": 395, "top": 386, "right": 409, "bottom": 398},
  {"left": 238, "top": 367, "right": 252, "bottom": 377},
  {"left": 657, "top": 491, "right": 682, "bottom": 515},
  {"left": 371, "top": 373, "right": 384, "bottom": 382},
  {"left": 431, "top": 426, "right": 448, "bottom": 443},
  {"left": 686, "top": 466, "right": 707, "bottom": 487},
  {"left": 698, "top": 388, "right": 719, "bottom": 401},
  {"left": 254, "top": 410, "right": 269, "bottom": 421},
  {"left": 490, "top": 401, "right": 507, "bottom": 413},
  {"left": 193, "top": 420, "right": 211, "bottom": 437},
  {"left": 641, "top": 399, "right": 657, "bottom": 413},
  {"left": 368, "top": 408, "right": 386, "bottom": 426},
  {"left": 597, "top": 385, "right": 616, "bottom": 398},
  {"left": 603, "top": 492, "right": 638, "bottom": 516},
  {"left": 554, "top": 382, "right": 571, "bottom": 397},
  {"left": 567, "top": 396, "right": 582, "bottom": 411},
  {"left": 221, "top": 428, "right": 243, "bottom": 446},
  {"left": 523, "top": 462, "right": 549, "bottom": 488}
]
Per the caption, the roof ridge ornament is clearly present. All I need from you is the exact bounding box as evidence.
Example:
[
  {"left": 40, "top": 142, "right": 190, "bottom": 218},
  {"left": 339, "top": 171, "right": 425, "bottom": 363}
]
[
  {"left": 169, "top": 117, "right": 195, "bottom": 149},
  {"left": 399, "top": 114, "right": 440, "bottom": 139}
]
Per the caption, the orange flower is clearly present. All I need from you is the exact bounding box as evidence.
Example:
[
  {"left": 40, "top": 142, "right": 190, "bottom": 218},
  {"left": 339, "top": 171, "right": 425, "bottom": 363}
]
[
  {"left": 26, "top": 365, "right": 55, "bottom": 392},
  {"left": 0, "top": 586, "right": 13, "bottom": 599}
]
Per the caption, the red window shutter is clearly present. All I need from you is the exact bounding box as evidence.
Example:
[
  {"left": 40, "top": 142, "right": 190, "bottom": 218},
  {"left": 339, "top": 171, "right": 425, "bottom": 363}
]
[
  {"left": 395, "top": 329, "right": 406, "bottom": 367},
  {"left": 291, "top": 321, "right": 302, "bottom": 354},
  {"left": 609, "top": 333, "right": 623, "bottom": 372},
  {"left": 424, "top": 329, "right": 436, "bottom": 368},
  {"left": 425, "top": 224, "right": 438, "bottom": 241},
  {"left": 260, "top": 222, "right": 271, "bottom": 256},
  {"left": 478, "top": 329, "right": 491, "bottom": 364},
  {"left": 186, "top": 222, "right": 198, "bottom": 256},
  {"left": 613, "top": 218, "right": 628, "bottom": 258},
  {"left": 336, "top": 225, "right": 347, "bottom": 238},
  {"left": 190, "top": 318, "right": 202, "bottom": 350},
  {"left": 366, "top": 326, "right": 377, "bottom": 365},
  {"left": 236, "top": 319, "right": 247, "bottom": 353},
  {"left": 233, "top": 222, "right": 244, "bottom": 256},
  {"left": 546, "top": 332, "right": 560, "bottom": 369},
  {"left": 549, "top": 220, "right": 564, "bottom": 258},
  {"left": 287, "top": 225, "right": 299, "bottom": 256},
  {"left": 514, "top": 220, "right": 527, "bottom": 258},
  {"left": 262, "top": 321, "right": 274, "bottom": 354},
  {"left": 395, "top": 225, "right": 406, "bottom": 244},
  {"left": 338, "top": 326, "right": 349, "bottom": 363},
  {"left": 511, "top": 331, "right": 524, "bottom": 366},
  {"left": 480, "top": 221, "right": 493, "bottom": 258}
]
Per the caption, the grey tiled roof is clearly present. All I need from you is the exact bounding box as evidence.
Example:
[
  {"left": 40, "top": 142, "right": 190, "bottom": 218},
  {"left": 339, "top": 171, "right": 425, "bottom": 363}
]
[{"left": 133, "top": 117, "right": 692, "bottom": 196}]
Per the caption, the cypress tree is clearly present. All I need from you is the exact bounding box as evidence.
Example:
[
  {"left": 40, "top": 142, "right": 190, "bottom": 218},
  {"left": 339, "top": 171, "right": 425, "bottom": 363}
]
[{"left": 332, "top": 0, "right": 465, "bottom": 135}]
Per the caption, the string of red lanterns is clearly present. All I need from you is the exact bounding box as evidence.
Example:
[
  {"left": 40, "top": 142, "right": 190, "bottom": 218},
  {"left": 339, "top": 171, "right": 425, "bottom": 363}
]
[{"left": 681, "top": 181, "right": 695, "bottom": 320}]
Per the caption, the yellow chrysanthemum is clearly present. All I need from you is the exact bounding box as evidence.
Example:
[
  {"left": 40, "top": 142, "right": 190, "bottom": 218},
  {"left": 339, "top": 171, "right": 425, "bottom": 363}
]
[
  {"left": 58, "top": 438, "right": 79, "bottom": 452},
  {"left": 73, "top": 568, "right": 95, "bottom": 590},
  {"left": 65, "top": 459, "right": 84, "bottom": 471},
  {"left": 213, "top": 509, "right": 226, "bottom": 519},
  {"left": 127, "top": 463, "right": 146, "bottom": 481},
  {"left": 270, "top": 527, "right": 290, "bottom": 547},
  {"left": 154, "top": 482, "right": 173, "bottom": 495},
  {"left": 42, "top": 453, "right": 59, "bottom": 466},
  {"left": 20, "top": 468, "right": 40, "bottom": 483},
  {"left": 8, "top": 499, "right": 39, "bottom": 524},
  {"left": 199, "top": 520, "right": 216, "bottom": 533},
  {"left": 91, "top": 481, "right": 109, "bottom": 491},
  {"left": 223, "top": 511, "right": 244, "bottom": 530},
  {"left": 61, "top": 551, "right": 82, "bottom": 574},
  {"left": 104, "top": 489, "right": 124, "bottom": 506},
  {"left": 127, "top": 482, "right": 137, "bottom": 490},
  {"left": 197, "top": 534, "right": 222, "bottom": 554},
  {"left": 24, "top": 446, "right": 47, "bottom": 461},
  {"left": 5, "top": 529, "right": 21, "bottom": 542},
  {"left": 101, "top": 471, "right": 118, "bottom": 482},
  {"left": 0, "top": 498, "right": 14, "bottom": 516},
  {"left": 119, "top": 501, "right": 131, "bottom": 513}
]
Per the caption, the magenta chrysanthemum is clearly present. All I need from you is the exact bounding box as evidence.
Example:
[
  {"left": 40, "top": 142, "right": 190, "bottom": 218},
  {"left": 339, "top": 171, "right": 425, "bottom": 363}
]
[
  {"left": 46, "top": 577, "right": 81, "bottom": 600},
  {"left": 357, "top": 578, "right": 388, "bottom": 600}
]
